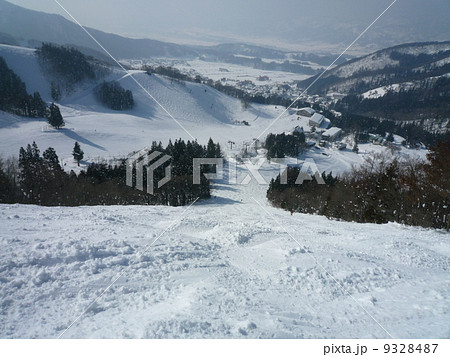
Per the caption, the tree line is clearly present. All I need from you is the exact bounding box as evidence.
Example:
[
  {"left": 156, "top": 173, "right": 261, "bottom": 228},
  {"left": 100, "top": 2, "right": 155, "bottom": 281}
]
[
  {"left": 37, "top": 43, "right": 96, "bottom": 94},
  {"left": 335, "top": 76, "right": 450, "bottom": 124},
  {"left": 0, "top": 138, "right": 222, "bottom": 207},
  {"left": 0, "top": 55, "right": 66, "bottom": 128},
  {"left": 328, "top": 109, "right": 450, "bottom": 148},
  {"left": 0, "top": 56, "right": 47, "bottom": 117},
  {"left": 267, "top": 142, "right": 450, "bottom": 229},
  {"left": 265, "top": 131, "right": 306, "bottom": 159},
  {"left": 95, "top": 81, "right": 134, "bottom": 110},
  {"left": 210, "top": 54, "right": 317, "bottom": 75}
]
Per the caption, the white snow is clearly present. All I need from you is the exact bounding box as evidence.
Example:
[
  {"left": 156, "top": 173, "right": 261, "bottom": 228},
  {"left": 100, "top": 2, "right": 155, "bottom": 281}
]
[
  {"left": 0, "top": 44, "right": 448, "bottom": 339},
  {"left": 0, "top": 158, "right": 449, "bottom": 338},
  {"left": 0, "top": 44, "right": 51, "bottom": 101},
  {"left": 362, "top": 84, "right": 400, "bottom": 99},
  {"left": 321, "top": 42, "right": 450, "bottom": 84},
  {"left": 331, "top": 52, "right": 399, "bottom": 79},
  {"left": 322, "top": 127, "right": 342, "bottom": 138},
  {"left": 121, "top": 57, "right": 312, "bottom": 88},
  {"left": 309, "top": 113, "right": 324, "bottom": 127}
]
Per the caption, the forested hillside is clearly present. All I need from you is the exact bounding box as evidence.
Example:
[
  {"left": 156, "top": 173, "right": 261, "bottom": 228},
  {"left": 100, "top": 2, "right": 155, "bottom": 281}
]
[{"left": 0, "top": 56, "right": 46, "bottom": 117}]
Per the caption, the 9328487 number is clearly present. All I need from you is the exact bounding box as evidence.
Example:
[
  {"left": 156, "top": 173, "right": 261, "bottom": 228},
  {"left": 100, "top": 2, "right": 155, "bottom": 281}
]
[{"left": 383, "top": 344, "right": 438, "bottom": 354}]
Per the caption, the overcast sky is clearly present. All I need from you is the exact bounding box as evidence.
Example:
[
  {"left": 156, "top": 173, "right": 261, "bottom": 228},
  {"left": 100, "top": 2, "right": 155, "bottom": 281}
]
[{"left": 6, "top": 0, "right": 450, "bottom": 52}]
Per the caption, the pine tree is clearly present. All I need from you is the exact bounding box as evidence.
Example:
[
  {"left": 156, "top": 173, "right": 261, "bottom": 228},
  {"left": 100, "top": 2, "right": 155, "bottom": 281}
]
[
  {"left": 352, "top": 131, "right": 359, "bottom": 153},
  {"left": 206, "top": 138, "right": 217, "bottom": 173},
  {"left": 18, "top": 142, "right": 44, "bottom": 203},
  {"left": 215, "top": 142, "right": 222, "bottom": 158},
  {"left": 72, "top": 142, "right": 84, "bottom": 166},
  {"left": 51, "top": 82, "right": 61, "bottom": 101},
  {"left": 206, "top": 138, "right": 216, "bottom": 158},
  {"left": 95, "top": 81, "right": 134, "bottom": 110},
  {"left": 48, "top": 103, "right": 65, "bottom": 129},
  {"left": 31, "top": 141, "right": 40, "bottom": 159},
  {"left": 43, "top": 147, "right": 61, "bottom": 169},
  {"left": 0, "top": 157, "right": 16, "bottom": 203},
  {"left": 31, "top": 92, "right": 47, "bottom": 118}
]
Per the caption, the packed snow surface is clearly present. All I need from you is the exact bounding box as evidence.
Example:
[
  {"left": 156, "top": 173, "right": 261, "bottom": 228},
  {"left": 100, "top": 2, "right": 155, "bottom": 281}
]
[{"left": 0, "top": 160, "right": 449, "bottom": 338}]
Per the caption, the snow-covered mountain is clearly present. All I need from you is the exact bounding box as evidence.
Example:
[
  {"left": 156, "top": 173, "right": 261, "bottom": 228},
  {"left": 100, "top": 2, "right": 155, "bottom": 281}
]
[
  {"left": 300, "top": 41, "right": 450, "bottom": 96},
  {"left": 0, "top": 0, "right": 338, "bottom": 75},
  {"left": 0, "top": 0, "right": 195, "bottom": 60}
]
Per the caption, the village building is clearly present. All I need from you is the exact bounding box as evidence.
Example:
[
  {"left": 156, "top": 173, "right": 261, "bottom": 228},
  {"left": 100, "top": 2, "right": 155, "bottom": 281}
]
[
  {"left": 297, "top": 107, "right": 315, "bottom": 117},
  {"left": 322, "top": 127, "right": 343, "bottom": 141},
  {"left": 309, "top": 113, "right": 324, "bottom": 127}
]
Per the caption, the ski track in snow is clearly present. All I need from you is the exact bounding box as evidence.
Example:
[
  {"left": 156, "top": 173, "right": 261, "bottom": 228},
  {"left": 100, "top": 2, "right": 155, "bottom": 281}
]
[{"left": 0, "top": 160, "right": 449, "bottom": 338}]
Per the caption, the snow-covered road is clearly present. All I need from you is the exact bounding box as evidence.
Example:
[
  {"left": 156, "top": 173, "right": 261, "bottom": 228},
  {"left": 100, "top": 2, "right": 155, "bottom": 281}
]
[{"left": 1, "top": 160, "right": 449, "bottom": 338}]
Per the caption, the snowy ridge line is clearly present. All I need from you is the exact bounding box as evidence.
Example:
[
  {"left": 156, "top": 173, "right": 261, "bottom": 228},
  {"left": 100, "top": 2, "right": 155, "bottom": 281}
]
[
  {"left": 254, "top": 0, "right": 399, "bottom": 143},
  {"left": 57, "top": 197, "right": 199, "bottom": 338},
  {"left": 251, "top": 197, "right": 395, "bottom": 339},
  {"left": 52, "top": 0, "right": 196, "bottom": 140}
]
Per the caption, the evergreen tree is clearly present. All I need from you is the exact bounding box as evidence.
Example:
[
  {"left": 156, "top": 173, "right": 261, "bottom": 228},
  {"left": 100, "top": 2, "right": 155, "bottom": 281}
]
[
  {"left": 48, "top": 103, "right": 65, "bottom": 129},
  {"left": 265, "top": 132, "right": 305, "bottom": 159},
  {"left": 43, "top": 147, "right": 61, "bottom": 170},
  {"left": 0, "top": 56, "right": 47, "bottom": 118},
  {"left": 352, "top": 131, "right": 359, "bottom": 153},
  {"left": 7, "top": 139, "right": 215, "bottom": 207},
  {"left": 51, "top": 82, "right": 61, "bottom": 101},
  {"left": 31, "top": 92, "right": 47, "bottom": 118},
  {"left": 18, "top": 142, "right": 43, "bottom": 202},
  {"left": 0, "top": 157, "right": 19, "bottom": 203},
  {"left": 206, "top": 138, "right": 218, "bottom": 173},
  {"left": 95, "top": 81, "right": 134, "bottom": 110},
  {"left": 206, "top": 138, "right": 216, "bottom": 158},
  {"left": 72, "top": 142, "right": 84, "bottom": 166},
  {"left": 215, "top": 142, "right": 222, "bottom": 158},
  {"left": 31, "top": 141, "right": 40, "bottom": 159},
  {"left": 38, "top": 43, "right": 95, "bottom": 86}
]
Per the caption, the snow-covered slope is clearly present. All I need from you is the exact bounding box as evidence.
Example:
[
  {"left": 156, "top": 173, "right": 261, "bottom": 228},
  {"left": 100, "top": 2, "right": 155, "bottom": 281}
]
[
  {"left": 0, "top": 44, "right": 428, "bottom": 176},
  {"left": 300, "top": 41, "right": 450, "bottom": 95},
  {"left": 1, "top": 44, "right": 448, "bottom": 340},
  {"left": 0, "top": 44, "right": 283, "bottom": 160},
  {"left": 0, "top": 44, "right": 51, "bottom": 101},
  {"left": 1, "top": 159, "right": 449, "bottom": 338}
]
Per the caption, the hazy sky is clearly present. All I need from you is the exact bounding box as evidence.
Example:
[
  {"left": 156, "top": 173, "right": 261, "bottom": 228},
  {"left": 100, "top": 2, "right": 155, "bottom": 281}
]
[{"left": 6, "top": 0, "right": 450, "bottom": 52}]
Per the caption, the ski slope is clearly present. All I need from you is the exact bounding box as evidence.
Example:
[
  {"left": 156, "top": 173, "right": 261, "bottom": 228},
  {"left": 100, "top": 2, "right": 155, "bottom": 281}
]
[
  {"left": 0, "top": 159, "right": 449, "bottom": 338},
  {"left": 0, "top": 44, "right": 297, "bottom": 162},
  {"left": 0, "top": 44, "right": 426, "bottom": 174},
  {"left": 1, "top": 44, "right": 448, "bottom": 339}
]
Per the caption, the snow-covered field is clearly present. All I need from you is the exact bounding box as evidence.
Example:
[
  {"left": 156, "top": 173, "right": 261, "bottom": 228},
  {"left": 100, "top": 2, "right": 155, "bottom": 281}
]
[
  {"left": 1, "top": 44, "right": 449, "bottom": 339},
  {"left": 122, "top": 57, "right": 311, "bottom": 88}
]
